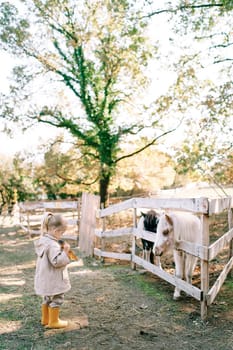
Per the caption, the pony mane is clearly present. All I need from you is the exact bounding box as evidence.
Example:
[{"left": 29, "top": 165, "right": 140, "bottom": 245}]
[{"left": 161, "top": 212, "right": 201, "bottom": 243}]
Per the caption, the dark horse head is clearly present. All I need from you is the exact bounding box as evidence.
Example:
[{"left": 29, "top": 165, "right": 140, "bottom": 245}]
[
  {"left": 141, "top": 210, "right": 159, "bottom": 264},
  {"left": 142, "top": 209, "right": 159, "bottom": 233}
]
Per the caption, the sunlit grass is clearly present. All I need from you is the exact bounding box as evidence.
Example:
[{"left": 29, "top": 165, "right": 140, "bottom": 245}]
[
  {"left": 0, "top": 293, "right": 22, "bottom": 302},
  {"left": 0, "top": 320, "right": 22, "bottom": 335},
  {"left": 0, "top": 278, "right": 25, "bottom": 286}
]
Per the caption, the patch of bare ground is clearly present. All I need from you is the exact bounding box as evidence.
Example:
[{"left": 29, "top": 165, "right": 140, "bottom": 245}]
[{"left": 0, "top": 211, "right": 233, "bottom": 350}]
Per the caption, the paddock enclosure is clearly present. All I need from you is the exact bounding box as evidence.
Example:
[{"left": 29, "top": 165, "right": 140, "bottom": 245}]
[
  {"left": 13, "top": 193, "right": 233, "bottom": 320},
  {"left": 93, "top": 196, "right": 233, "bottom": 320}
]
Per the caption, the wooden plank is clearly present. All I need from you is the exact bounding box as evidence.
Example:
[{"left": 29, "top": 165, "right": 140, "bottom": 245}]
[
  {"left": 208, "top": 197, "right": 232, "bottom": 214},
  {"left": 26, "top": 229, "right": 40, "bottom": 235},
  {"left": 94, "top": 248, "right": 131, "bottom": 261},
  {"left": 206, "top": 256, "right": 233, "bottom": 305},
  {"left": 97, "top": 197, "right": 209, "bottom": 218},
  {"left": 228, "top": 208, "right": 233, "bottom": 276},
  {"left": 134, "top": 197, "right": 209, "bottom": 214},
  {"left": 96, "top": 227, "right": 156, "bottom": 243},
  {"left": 101, "top": 203, "right": 106, "bottom": 263},
  {"left": 132, "top": 255, "right": 203, "bottom": 301},
  {"left": 133, "top": 227, "right": 157, "bottom": 242},
  {"left": 61, "top": 234, "right": 78, "bottom": 241},
  {"left": 95, "top": 227, "right": 133, "bottom": 238},
  {"left": 96, "top": 198, "right": 134, "bottom": 217},
  {"left": 79, "top": 192, "right": 100, "bottom": 256},
  {"left": 175, "top": 240, "right": 209, "bottom": 260},
  {"left": 19, "top": 200, "right": 79, "bottom": 211},
  {"left": 208, "top": 228, "right": 233, "bottom": 261},
  {"left": 19, "top": 223, "right": 40, "bottom": 235},
  {"left": 21, "top": 218, "right": 40, "bottom": 226},
  {"left": 67, "top": 219, "right": 78, "bottom": 226},
  {"left": 95, "top": 229, "right": 102, "bottom": 238},
  {"left": 43, "top": 201, "right": 79, "bottom": 209},
  {"left": 19, "top": 201, "right": 44, "bottom": 211},
  {"left": 200, "top": 214, "right": 210, "bottom": 320},
  {"left": 131, "top": 208, "right": 137, "bottom": 270}
]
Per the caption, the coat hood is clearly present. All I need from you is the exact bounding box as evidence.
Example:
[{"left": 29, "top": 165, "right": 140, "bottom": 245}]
[{"left": 34, "top": 235, "right": 54, "bottom": 258}]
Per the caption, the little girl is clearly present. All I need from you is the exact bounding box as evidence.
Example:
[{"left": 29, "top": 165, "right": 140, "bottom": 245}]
[{"left": 34, "top": 212, "right": 71, "bottom": 328}]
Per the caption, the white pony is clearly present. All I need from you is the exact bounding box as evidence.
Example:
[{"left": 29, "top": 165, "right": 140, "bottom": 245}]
[{"left": 153, "top": 212, "right": 201, "bottom": 300}]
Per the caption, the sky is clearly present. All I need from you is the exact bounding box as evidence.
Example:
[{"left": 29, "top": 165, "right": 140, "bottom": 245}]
[{"left": 0, "top": 51, "right": 62, "bottom": 156}]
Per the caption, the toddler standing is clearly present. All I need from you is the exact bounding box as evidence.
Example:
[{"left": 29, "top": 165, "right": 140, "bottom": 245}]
[{"left": 34, "top": 212, "right": 71, "bottom": 328}]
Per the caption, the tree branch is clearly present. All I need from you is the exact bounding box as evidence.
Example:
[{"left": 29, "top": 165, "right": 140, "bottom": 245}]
[
  {"left": 145, "top": 3, "right": 224, "bottom": 18},
  {"left": 213, "top": 57, "right": 233, "bottom": 64},
  {"left": 115, "top": 126, "right": 178, "bottom": 163},
  {"left": 55, "top": 170, "right": 99, "bottom": 186}
]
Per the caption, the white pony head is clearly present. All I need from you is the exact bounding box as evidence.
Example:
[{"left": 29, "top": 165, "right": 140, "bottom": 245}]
[
  {"left": 153, "top": 212, "right": 201, "bottom": 257},
  {"left": 153, "top": 213, "right": 174, "bottom": 256}
]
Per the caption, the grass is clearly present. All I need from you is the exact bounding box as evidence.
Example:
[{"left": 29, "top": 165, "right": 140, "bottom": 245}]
[
  {"left": 1, "top": 212, "right": 233, "bottom": 350},
  {"left": 0, "top": 228, "right": 87, "bottom": 350}
]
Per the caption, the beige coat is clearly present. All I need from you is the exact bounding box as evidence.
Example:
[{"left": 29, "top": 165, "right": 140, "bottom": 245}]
[{"left": 34, "top": 234, "right": 71, "bottom": 296}]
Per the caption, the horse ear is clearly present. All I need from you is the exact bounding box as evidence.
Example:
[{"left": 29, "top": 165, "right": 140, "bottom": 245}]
[
  {"left": 141, "top": 212, "right": 146, "bottom": 217},
  {"left": 165, "top": 214, "right": 173, "bottom": 226}
]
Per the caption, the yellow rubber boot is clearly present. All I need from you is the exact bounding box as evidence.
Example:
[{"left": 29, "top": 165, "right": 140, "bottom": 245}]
[
  {"left": 41, "top": 304, "right": 49, "bottom": 326},
  {"left": 47, "top": 307, "right": 68, "bottom": 329}
]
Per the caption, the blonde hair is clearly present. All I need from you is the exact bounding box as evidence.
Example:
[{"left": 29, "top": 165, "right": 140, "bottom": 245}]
[{"left": 41, "top": 212, "right": 67, "bottom": 236}]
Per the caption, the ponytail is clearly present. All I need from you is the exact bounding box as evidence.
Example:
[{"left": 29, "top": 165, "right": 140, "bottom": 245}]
[
  {"left": 40, "top": 212, "right": 53, "bottom": 236},
  {"left": 40, "top": 212, "right": 67, "bottom": 236}
]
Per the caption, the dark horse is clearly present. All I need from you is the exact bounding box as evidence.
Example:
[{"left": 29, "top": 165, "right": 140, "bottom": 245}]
[{"left": 138, "top": 210, "right": 159, "bottom": 264}]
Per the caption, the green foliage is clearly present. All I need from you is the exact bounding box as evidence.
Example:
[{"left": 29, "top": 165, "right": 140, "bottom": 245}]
[
  {"left": 0, "top": 2, "right": 30, "bottom": 51},
  {"left": 174, "top": 138, "right": 216, "bottom": 179},
  {"left": 211, "top": 151, "right": 233, "bottom": 185},
  {"left": 0, "top": 154, "right": 37, "bottom": 211},
  {"left": 0, "top": 0, "right": 158, "bottom": 205},
  {"left": 33, "top": 136, "right": 100, "bottom": 198},
  {"left": 221, "top": 0, "right": 233, "bottom": 11}
]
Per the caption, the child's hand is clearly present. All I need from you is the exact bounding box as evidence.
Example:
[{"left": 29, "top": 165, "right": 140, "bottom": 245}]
[{"left": 63, "top": 242, "right": 70, "bottom": 254}]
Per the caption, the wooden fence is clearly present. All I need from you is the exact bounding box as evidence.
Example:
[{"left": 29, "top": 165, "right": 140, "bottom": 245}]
[
  {"left": 18, "top": 199, "right": 81, "bottom": 240},
  {"left": 93, "top": 196, "right": 233, "bottom": 320}
]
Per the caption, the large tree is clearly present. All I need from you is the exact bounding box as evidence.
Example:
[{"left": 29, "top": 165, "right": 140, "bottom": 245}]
[
  {"left": 0, "top": 0, "right": 179, "bottom": 206},
  {"left": 145, "top": 1, "right": 233, "bottom": 180}
]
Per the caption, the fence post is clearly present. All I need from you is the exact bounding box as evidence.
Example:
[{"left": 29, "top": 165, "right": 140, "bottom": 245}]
[
  {"left": 200, "top": 213, "right": 210, "bottom": 320},
  {"left": 76, "top": 198, "right": 81, "bottom": 245},
  {"left": 131, "top": 208, "right": 137, "bottom": 270},
  {"left": 101, "top": 203, "right": 106, "bottom": 263},
  {"left": 79, "top": 192, "right": 100, "bottom": 256},
  {"left": 228, "top": 207, "right": 233, "bottom": 276}
]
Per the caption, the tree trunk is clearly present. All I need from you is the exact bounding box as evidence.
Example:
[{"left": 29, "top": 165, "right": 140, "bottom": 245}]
[{"left": 99, "top": 171, "right": 111, "bottom": 208}]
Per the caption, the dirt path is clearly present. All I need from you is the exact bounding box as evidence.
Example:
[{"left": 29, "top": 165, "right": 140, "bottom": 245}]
[{"left": 0, "top": 224, "right": 233, "bottom": 350}]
